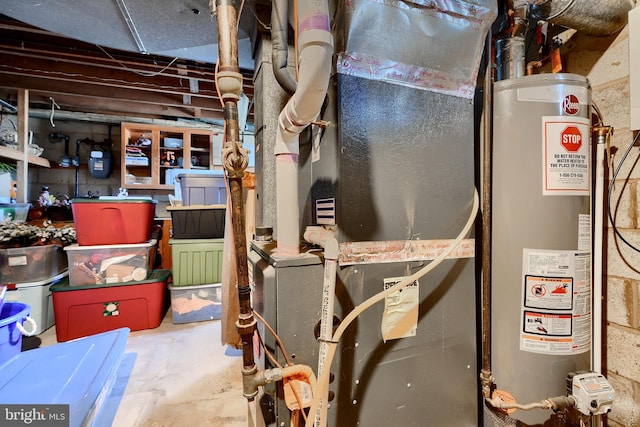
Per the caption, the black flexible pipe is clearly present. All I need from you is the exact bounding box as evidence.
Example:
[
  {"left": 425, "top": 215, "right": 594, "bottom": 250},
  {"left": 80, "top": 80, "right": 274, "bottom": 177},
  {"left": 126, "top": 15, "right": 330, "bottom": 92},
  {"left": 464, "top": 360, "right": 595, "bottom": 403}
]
[{"left": 271, "top": 0, "right": 297, "bottom": 95}]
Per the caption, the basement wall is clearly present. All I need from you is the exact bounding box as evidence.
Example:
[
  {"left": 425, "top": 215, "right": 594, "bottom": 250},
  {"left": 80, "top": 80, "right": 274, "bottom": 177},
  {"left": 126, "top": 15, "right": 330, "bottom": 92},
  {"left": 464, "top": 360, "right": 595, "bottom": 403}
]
[{"left": 563, "top": 20, "right": 640, "bottom": 427}]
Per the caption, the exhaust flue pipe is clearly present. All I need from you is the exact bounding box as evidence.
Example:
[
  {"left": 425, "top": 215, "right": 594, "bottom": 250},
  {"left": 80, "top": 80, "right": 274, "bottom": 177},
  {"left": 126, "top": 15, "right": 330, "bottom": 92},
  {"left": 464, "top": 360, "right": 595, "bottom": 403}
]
[
  {"left": 532, "top": 0, "right": 634, "bottom": 36},
  {"left": 274, "top": 0, "right": 334, "bottom": 257}
]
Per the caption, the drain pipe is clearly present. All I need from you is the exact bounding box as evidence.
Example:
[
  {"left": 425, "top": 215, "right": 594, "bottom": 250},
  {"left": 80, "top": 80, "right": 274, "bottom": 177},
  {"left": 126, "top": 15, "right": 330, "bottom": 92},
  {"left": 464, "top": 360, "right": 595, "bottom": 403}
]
[
  {"left": 213, "top": 0, "right": 257, "bottom": 400},
  {"left": 275, "top": 0, "right": 333, "bottom": 257},
  {"left": 303, "top": 226, "right": 339, "bottom": 427}
]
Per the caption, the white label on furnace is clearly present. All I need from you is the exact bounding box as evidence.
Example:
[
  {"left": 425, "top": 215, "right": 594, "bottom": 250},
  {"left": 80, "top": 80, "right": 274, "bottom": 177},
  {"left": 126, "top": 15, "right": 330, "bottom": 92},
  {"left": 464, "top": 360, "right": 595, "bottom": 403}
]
[
  {"left": 520, "top": 249, "right": 591, "bottom": 355},
  {"left": 381, "top": 276, "right": 419, "bottom": 342},
  {"left": 542, "top": 116, "right": 590, "bottom": 196}
]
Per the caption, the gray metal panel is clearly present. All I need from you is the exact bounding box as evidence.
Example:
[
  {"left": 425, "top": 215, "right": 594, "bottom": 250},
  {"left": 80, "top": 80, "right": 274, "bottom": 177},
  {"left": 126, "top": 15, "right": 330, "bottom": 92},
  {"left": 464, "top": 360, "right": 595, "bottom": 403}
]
[
  {"left": 336, "top": 74, "right": 476, "bottom": 243},
  {"left": 251, "top": 242, "right": 329, "bottom": 425},
  {"left": 334, "top": 260, "right": 477, "bottom": 426},
  {"left": 255, "top": 74, "right": 478, "bottom": 426},
  {"left": 321, "top": 74, "right": 477, "bottom": 425}
]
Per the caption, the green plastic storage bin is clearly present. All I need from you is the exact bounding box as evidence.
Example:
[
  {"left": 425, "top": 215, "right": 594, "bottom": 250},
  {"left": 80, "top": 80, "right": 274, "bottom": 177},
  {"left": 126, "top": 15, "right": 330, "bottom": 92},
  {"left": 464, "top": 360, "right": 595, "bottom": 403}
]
[{"left": 169, "top": 238, "right": 224, "bottom": 286}]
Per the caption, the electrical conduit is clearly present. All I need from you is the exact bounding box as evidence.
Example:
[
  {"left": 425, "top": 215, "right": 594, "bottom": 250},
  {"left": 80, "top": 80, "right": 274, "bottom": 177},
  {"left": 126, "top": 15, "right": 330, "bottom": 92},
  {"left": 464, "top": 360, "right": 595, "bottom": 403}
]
[
  {"left": 275, "top": 0, "right": 333, "bottom": 257},
  {"left": 304, "top": 189, "right": 480, "bottom": 427},
  {"left": 303, "top": 226, "right": 339, "bottom": 427},
  {"left": 592, "top": 126, "right": 611, "bottom": 374}
]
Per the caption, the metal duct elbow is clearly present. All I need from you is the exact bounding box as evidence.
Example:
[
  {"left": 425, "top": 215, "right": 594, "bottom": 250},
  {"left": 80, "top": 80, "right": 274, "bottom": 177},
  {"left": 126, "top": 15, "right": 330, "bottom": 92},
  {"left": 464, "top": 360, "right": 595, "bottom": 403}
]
[{"left": 531, "top": 0, "right": 634, "bottom": 36}]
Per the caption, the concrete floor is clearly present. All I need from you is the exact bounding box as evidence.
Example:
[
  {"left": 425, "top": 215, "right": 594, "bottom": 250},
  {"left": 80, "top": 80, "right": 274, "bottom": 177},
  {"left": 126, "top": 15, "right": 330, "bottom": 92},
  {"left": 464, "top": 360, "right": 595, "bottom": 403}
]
[{"left": 33, "top": 312, "right": 249, "bottom": 427}]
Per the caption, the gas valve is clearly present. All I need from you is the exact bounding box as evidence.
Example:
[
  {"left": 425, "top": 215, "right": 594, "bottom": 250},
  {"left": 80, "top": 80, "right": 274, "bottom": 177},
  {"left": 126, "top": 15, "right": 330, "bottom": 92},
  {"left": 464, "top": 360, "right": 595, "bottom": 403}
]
[{"left": 567, "top": 372, "right": 614, "bottom": 416}]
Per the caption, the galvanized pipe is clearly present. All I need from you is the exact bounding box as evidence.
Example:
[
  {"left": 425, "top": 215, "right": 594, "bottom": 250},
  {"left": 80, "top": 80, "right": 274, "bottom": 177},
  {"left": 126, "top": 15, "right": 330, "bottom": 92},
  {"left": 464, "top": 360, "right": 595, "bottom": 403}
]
[{"left": 213, "top": 0, "right": 257, "bottom": 397}]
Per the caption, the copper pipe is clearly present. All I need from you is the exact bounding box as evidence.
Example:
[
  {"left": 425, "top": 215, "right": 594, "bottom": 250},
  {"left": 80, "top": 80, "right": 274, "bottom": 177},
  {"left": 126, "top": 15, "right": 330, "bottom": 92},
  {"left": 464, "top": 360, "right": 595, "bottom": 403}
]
[{"left": 526, "top": 60, "right": 544, "bottom": 75}]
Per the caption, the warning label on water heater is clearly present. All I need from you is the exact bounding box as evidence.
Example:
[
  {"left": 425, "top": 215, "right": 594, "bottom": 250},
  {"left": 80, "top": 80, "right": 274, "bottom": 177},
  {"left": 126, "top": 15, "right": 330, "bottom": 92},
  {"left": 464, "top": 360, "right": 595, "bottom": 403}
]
[
  {"left": 542, "top": 116, "right": 590, "bottom": 196},
  {"left": 520, "top": 249, "right": 591, "bottom": 355}
]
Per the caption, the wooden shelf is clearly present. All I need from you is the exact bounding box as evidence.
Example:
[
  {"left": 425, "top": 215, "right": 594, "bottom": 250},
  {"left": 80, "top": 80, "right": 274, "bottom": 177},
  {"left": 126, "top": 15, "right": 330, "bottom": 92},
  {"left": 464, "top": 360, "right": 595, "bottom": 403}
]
[
  {"left": 121, "top": 122, "right": 216, "bottom": 190},
  {"left": 0, "top": 145, "right": 50, "bottom": 167}
]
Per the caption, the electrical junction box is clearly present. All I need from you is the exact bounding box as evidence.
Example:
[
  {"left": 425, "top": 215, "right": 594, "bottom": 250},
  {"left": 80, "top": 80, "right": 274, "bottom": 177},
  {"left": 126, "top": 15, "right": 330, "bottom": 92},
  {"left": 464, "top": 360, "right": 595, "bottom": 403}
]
[{"left": 569, "top": 372, "right": 614, "bottom": 416}]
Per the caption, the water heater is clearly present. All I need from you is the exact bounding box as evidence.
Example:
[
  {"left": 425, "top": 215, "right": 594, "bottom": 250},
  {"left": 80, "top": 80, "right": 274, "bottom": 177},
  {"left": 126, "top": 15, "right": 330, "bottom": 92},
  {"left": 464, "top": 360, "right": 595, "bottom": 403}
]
[{"left": 491, "top": 74, "right": 591, "bottom": 425}]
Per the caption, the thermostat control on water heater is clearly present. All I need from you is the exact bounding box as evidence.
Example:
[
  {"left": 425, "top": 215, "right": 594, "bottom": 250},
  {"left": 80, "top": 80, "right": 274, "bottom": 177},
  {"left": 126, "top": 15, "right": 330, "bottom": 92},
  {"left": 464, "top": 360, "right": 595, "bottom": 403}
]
[{"left": 568, "top": 372, "right": 614, "bottom": 416}]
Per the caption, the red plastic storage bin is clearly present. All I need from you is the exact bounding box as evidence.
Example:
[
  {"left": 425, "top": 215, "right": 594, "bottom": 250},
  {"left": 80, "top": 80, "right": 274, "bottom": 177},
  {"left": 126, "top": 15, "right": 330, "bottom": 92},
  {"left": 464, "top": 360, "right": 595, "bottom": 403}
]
[
  {"left": 71, "top": 198, "right": 157, "bottom": 245},
  {"left": 50, "top": 269, "right": 169, "bottom": 342}
]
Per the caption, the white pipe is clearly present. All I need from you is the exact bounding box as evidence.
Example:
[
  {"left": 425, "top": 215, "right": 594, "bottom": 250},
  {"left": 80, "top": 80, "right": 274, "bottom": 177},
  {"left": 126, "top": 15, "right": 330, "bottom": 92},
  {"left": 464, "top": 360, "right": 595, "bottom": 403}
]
[
  {"left": 593, "top": 133, "right": 607, "bottom": 374},
  {"left": 276, "top": 154, "right": 301, "bottom": 256},
  {"left": 303, "top": 226, "right": 339, "bottom": 427},
  {"left": 304, "top": 189, "right": 480, "bottom": 427},
  {"left": 275, "top": 0, "right": 333, "bottom": 257}
]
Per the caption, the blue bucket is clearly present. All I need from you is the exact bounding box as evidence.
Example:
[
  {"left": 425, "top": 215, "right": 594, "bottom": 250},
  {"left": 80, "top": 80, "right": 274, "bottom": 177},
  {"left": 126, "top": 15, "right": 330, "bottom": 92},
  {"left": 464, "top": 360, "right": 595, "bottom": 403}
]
[{"left": 0, "top": 302, "right": 32, "bottom": 365}]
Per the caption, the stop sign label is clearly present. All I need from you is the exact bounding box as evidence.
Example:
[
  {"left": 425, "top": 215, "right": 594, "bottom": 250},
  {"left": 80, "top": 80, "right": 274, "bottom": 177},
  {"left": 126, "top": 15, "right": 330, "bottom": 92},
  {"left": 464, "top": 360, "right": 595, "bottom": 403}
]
[{"left": 561, "top": 126, "right": 582, "bottom": 152}]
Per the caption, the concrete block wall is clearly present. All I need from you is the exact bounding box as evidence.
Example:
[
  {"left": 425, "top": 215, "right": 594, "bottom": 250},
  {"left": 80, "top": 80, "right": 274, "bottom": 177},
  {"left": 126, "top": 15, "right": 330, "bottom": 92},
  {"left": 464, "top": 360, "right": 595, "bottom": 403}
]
[{"left": 565, "top": 18, "right": 640, "bottom": 426}]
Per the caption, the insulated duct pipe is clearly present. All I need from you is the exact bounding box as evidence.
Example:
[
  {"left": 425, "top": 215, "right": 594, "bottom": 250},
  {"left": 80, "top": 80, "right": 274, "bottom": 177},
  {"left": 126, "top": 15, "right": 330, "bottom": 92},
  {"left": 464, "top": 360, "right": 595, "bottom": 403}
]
[
  {"left": 271, "top": 0, "right": 297, "bottom": 95},
  {"left": 532, "top": 0, "right": 633, "bottom": 36},
  {"left": 212, "top": 0, "right": 257, "bottom": 399},
  {"left": 274, "top": 0, "right": 334, "bottom": 257}
]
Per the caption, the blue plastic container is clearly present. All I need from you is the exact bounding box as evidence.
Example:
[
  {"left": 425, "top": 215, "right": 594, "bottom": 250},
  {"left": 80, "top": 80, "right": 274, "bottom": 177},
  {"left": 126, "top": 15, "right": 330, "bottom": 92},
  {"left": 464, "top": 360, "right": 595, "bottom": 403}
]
[
  {"left": 0, "top": 327, "right": 129, "bottom": 427},
  {"left": 0, "top": 301, "right": 31, "bottom": 364}
]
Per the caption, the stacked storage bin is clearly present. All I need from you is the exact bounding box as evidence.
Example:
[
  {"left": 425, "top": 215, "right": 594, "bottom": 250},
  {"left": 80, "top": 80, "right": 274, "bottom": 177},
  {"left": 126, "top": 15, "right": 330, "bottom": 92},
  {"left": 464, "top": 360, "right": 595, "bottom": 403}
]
[
  {"left": 51, "top": 198, "right": 169, "bottom": 341},
  {"left": 0, "top": 244, "right": 69, "bottom": 336},
  {"left": 168, "top": 173, "right": 226, "bottom": 324}
]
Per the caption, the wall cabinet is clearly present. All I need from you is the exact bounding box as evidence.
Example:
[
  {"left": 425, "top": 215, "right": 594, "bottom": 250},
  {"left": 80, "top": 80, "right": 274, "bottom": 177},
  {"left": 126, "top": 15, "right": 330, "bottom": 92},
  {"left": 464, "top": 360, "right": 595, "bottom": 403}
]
[{"left": 121, "top": 122, "right": 218, "bottom": 190}]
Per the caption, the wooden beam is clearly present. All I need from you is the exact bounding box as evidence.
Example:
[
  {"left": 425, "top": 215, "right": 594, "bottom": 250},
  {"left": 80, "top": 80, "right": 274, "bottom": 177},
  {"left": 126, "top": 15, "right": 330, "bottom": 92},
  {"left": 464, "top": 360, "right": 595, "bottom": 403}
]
[{"left": 16, "top": 89, "right": 28, "bottom": 203}]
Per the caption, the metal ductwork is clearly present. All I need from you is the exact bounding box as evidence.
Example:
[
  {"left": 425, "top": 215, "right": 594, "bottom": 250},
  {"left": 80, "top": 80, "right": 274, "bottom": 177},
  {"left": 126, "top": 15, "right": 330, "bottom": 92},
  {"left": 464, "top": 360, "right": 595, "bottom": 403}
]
[
  {"left": 337, "top": 0, "right": 498, "bottom": 98},
  {"left": 532, "top": 0, "right": 635, "bottom": 36}
]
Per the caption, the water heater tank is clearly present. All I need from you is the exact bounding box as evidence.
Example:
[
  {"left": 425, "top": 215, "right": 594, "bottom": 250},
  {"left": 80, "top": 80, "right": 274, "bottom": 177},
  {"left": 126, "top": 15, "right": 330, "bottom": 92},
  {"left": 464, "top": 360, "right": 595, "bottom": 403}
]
[{"left": 491, "top": 73, "right": 591, "bottom": 425}]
